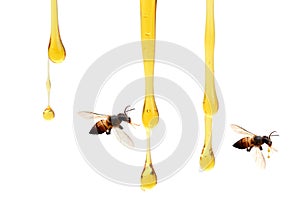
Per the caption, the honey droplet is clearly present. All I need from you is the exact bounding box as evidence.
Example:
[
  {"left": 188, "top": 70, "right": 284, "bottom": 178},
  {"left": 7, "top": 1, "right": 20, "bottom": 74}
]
[
  {"left": 140, "top": 128, "right": 157, "bottom": 191},
  {"left": 141, "top": 163, "right": 157, "bottom": 191},
  {"left": 200, "top": 115, "right": 215, "bottom": 171},
  {"left": 48, "top": 0, "right": 66, "bottom": 63},
  {"left": 43, "top": 106, "right": 55, "bottom": 120},
  {"left": 200, "top": 147, "right": 215, "bottom": 171},
  {"left": 267, "top": 147, "right": 271, "bottom": 159},
  {"left": 48, "top": 35, "right": 66, "bottom": 63}
]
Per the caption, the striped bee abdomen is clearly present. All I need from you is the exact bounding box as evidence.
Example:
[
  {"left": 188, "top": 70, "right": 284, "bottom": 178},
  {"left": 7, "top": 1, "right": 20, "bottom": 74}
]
[
  {"left": 233, "top": 137, "right": 253, "bottom": 149},
  {"left": 89, "top": 120, "right": 112, "bottom": 135}
]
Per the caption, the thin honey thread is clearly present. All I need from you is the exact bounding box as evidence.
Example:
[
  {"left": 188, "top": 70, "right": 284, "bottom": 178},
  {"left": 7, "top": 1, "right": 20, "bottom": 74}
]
[
  {"left": 43, "top": 59, "right": 55, "bottom": 120},
  {"left": 46, "top": 60, "right": 51, "bottom": 106},
  {"left": 43, "top": 0, "right": 65, "bottom": 120}
]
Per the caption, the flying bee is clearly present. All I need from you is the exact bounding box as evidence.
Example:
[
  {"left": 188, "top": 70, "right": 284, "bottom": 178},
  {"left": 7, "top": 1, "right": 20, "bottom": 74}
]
[
  {"left": 78, "top": 105, "right": 139, "bottom": 148},
  {"left": 231, "top": 124, "right": 279, "bottom": 169}
]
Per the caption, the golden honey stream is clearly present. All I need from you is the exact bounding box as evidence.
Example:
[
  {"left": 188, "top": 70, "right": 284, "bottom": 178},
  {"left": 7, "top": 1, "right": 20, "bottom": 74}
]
[
  {"left": 140, "top": 0, "right": 159, "bottom": 190},
  {"left": 200, "top": 0, "right": 219, "bottom": 170},
  {"left": 43, "top": 0, "right": 65, "bottom": 121}
]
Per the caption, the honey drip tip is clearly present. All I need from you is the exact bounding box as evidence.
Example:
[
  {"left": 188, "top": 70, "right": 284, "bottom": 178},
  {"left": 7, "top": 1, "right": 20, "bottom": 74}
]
[
  {"left": 48, "top": 0, "right": 66, "bottom": 63},
  {"left": 43, "top": 106, "right": 55, "bottom": 120},
  {"left": 140, "top": 128, "right": 157, "bottom": 191}
]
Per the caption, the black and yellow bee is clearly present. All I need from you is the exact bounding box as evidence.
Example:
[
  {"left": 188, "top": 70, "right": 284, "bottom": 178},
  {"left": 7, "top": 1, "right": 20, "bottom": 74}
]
[
  {"left": 79, "top": 106, "right": 139, "bottom": 148},
  {"left": 231, "top": 124, "right": 279, "bottom": 169}
]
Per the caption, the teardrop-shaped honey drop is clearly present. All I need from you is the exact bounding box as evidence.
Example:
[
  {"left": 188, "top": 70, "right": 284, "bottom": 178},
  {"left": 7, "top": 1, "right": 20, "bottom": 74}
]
[
  {"left": 140, "top": 128, "right": 157, "bottom": 191},
  {"left": 141, "top": 163, "right": 157, "bottom": 191},
  {"left": 48, "top": 0, "right": 66, "bottom": 63},
  {"left": 43, "top": 106, "right": 55, "bottom": 120}
]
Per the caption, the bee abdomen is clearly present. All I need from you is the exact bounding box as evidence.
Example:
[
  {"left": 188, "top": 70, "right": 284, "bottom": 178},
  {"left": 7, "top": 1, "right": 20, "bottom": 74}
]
[
  {"left": 89, "top": 120, "right": 112, "bottom": 135},
  {"left": 233, "top": 137, "right": 253, "bottom": 149}
]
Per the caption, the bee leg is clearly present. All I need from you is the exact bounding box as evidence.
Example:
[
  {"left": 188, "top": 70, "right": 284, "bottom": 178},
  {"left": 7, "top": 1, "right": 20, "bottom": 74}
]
[
  {"left": 119, "top": 125, "right": 124, "bottom": 130},
  {"left": 106, "top": 128, "right": 112, "bottom": 135},
  {"left": 247, "top": 146, "right": 253, "bottom": 152},
  {"left": 259, "top": 146, "right": 263, "bottom": 151}
]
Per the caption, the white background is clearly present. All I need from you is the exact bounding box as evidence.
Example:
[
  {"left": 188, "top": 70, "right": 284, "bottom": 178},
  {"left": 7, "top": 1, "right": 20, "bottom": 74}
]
[{"left": 0, "top": 0, "right": 300, "bottom": 224}]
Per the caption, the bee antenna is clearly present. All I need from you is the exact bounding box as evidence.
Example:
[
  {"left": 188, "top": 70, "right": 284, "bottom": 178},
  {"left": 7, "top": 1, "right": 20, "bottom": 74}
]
[
  {"left": 269, "top": 131, "right": 279, "bottom": 138},
  {"left": 124, "top": 105, "right": 135, "bottom": 116}
]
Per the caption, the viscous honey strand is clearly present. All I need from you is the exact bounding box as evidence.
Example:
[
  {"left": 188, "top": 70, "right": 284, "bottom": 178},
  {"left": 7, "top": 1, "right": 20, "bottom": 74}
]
[
  {"left": 140, "top": 0, "right": 158, "bottom": 190},
  {"left": 48, "top": 0, "right": 66, "bottom": 63},
  {"left": 203, "top": 0, "right": 218, "bottom": 116},
  {"left": 201, "top": 0, "right": 218, "bottom": 170}
]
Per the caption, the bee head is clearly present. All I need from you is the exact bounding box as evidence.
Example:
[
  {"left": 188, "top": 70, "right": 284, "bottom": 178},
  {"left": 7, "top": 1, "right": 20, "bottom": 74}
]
[
  {"left": 263, "top": 131, "right": 279, "bottom": 146},
  {"left": 263, "top": 136, "right": 272, "bottom": 147},
  {"left": 117, "top": 113, "right": 131, "bottom": 123},
  {"left": 121, "top": 105, "right": 135, "bottom": 123}
]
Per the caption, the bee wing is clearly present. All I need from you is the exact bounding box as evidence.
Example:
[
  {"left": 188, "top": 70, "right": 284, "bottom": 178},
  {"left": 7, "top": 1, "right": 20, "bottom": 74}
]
[
  {"left": 254, "top": 147, "right": 266, "bottom": 170},
  {"left": 270, "top": 146, "right": 278, "bottom": 153},
  {"left": 78, "top": 111, "right": 109, "bottom": 120},
  {"left": 113, "top": 127, "right": 135, "bottom": 149},
  {"left": 231, "top": 124, "right": 255, "bottom": 137}
]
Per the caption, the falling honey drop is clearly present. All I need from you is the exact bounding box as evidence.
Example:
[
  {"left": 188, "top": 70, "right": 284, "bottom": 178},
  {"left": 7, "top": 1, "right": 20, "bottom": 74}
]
[
  {"left": 141, "top": 128, "right": 157, "bottom": 191},
  {"left": 48, "top": 0, "right": 66, "bottom": 63},
  {"left": 43, "top": 106, "right": 55, "bottom": 120}
]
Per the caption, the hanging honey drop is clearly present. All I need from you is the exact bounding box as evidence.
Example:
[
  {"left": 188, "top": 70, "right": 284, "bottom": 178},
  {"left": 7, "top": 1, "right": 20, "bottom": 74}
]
[
  {"left": 43, "top": 106, "right": 55, "bottom": 120},
  {"left": 141, "top": 128, "right": 157, "bottom": 191},
  {"left": 200, "top": 115, "right": 215, "bottom": 170},
  {"left": 141, "top": 164, "right": 157, "bottom": 190},
  {"left": 48, "top": 0, "right": 66, "bottom": 63}
]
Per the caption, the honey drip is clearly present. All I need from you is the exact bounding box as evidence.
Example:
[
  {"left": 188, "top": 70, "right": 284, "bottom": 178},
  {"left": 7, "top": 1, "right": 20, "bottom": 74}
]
[
  {"left": 140, "top": 0, "right": 158, "bottom": 190},
  {"left": 43, "top": 60, "right": 55, "bottom": 120},
  {"left": 141, "top": 128, "right": 157, "bottom": 190},
  {"left": 200, "top": 0, "right": 219, "bottom": 171},
  {"left": 48, "top": 0, "right": 66, "bottom": 63}
]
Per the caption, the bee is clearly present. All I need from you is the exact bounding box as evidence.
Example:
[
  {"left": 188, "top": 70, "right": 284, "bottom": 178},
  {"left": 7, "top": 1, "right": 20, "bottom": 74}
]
[
  {"left": 231, "top": 124, "right": 279, "bottom": 169},
  {"left": 79, "top": 105, "right": 139, "bottom": 148}
]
